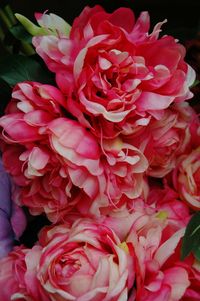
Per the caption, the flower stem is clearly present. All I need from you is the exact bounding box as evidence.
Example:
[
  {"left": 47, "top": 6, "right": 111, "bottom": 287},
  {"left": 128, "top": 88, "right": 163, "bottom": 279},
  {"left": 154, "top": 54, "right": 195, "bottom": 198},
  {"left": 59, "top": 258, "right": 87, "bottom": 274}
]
[
  {"left": 4, "top": 5, "right": 17, "bottom": 26},
  {"left": 0, "top": 8, "right": 12, "bottom": 28},
  {"left": 20, "top": 41, "right": 35, "bottom": 56}
]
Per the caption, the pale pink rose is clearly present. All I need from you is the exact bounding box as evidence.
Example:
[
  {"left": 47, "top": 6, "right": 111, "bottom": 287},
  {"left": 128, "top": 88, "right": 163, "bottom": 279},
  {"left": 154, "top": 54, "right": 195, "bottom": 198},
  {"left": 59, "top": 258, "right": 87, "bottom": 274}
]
[
  {"left": 147, "top": 182, "right": 191, "bottom": 229},
  {"left": 128, "top": 102, "right": 197, "bottom": 177},
  {"left": 127, "top": 211, "right": 191, "bottom": 300},
  {"left": 126, "top": 205, "right": 199, "bottom": 301},
  {"left": 99, "top": 203, "right": 148, "bottom": 241},
  {"left": 0, "top": 246, "right": 50, "bottom": 301},
  {"left": 119, "top": 189, "right": 193, "bottom": 301},
  {"left": 33, "top": 7, "right": 195, "bottom": 138},
  {"left": 37, "top": 219, "right": 135, "bottom": 301},
  {"left": 172, "top": 147, "right": 200, "bottom": 210}
]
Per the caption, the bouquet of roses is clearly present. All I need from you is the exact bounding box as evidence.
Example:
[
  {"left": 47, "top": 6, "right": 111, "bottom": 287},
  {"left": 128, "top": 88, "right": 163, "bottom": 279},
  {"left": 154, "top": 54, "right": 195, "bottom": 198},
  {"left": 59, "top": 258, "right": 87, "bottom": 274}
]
[{"left": 0, "top": 3, "right": 200, "bottom": 301}]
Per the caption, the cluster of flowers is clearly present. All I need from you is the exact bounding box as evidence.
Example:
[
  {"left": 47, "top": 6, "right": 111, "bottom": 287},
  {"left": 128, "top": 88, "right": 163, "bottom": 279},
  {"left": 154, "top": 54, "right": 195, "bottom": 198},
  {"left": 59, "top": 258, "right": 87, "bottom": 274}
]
[{"left": 0, "top": 5, "right": 200, "bottom": 301}]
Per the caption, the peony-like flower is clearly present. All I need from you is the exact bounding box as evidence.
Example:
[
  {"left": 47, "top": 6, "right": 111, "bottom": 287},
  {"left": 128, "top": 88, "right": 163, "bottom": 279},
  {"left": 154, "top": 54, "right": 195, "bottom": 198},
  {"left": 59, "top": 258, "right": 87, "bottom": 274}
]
[
  {"left": 0, "top": 82, "right": 72, "bottom": 222},
  {"left": 37, "top": 219, "right": 135, "bottom": 301},
  {"left": 0, "top": 81, "right": 148, "bottom": 220},
  {"left": 0, "top": 82, "right": 102, "bottom": 221},
  {"left": 0, "top": 81, "right": 67, "bottom": 143},
  {"left": 48, "top": 119, "right": 148, "bottom": 215},
  {"left": 0, "top": 126, "right": 101, "bottom": 222},
  {"left": 0, "top": 158, "right": 26, "bottom": 259},
  {"left": 0, "top": 245, "right": 50, "bottom": 301},
  {"left": 172, "top": 147, "right": 200, "bottom": 210},
  {"left": 33, "top": 6, "right": 195, "bottom": 138},
  {"left": 100, "top": 137, "right": 148, "bottom": 201},
  {"left": 129, "top": 102, "right": 198, "bottom": 177}
]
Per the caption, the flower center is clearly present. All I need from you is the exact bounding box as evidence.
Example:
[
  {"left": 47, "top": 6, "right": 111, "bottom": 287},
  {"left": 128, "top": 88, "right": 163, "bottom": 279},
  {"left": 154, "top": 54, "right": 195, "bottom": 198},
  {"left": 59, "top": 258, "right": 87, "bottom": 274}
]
[{"left": 55, "top": 255, "right": 81, "bottom": 278}]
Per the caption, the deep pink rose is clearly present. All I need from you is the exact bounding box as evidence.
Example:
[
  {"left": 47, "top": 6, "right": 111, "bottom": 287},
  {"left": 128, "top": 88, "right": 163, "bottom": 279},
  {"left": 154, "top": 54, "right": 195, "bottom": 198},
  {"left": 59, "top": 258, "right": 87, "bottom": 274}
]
[
  {"left": 33, "top": 7, "right": 195, "bottom": 138},
  {"left": 0, "top": 82, "right": 101, "bottom": 221},
  {"left": 0, "top": 82, "right": 66, "bottom": 142},
  {"left": 37, "top": 219, "right": 135, "bottom": 300},
  {"left": 0, "top": 119, "right": 91, "bottom": 224},
  {"left": 0, "top": 81, "right": 149, "bottom": 220}
]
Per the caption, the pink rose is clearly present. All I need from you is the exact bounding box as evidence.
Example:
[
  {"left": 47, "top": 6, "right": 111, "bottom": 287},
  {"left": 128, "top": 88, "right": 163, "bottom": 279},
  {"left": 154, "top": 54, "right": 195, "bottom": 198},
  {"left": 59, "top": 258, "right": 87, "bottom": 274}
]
[
  {"left": 172, "top": 147, "right": 200, "bottom": 210},
  {"left": 37, "top": 219, "right": 135, "bottom": 300},
  {"left": 127, "top": 209, "right": 191, "bottom": 300},
  {"left": 0, "top": 246, "right": 50, "bottom": 301},
  {"left": 33, "top": 7, "right": 195, "bottom": 138}
]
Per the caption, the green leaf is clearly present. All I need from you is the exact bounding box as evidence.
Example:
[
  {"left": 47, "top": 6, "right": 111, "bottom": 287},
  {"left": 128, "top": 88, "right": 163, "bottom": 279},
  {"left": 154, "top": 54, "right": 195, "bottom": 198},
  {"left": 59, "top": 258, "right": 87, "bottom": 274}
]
[
  {"left": 15, "top": 14, "right": 48, "bottom": 36},
  {"left": 191, "top": 79, "right": 200, "bottom": 88},
  {"left": 181, "top": 212, "right": 200, "bottom": 260},
  {"left": 9, "top": 24, "right": 32, "bottom": 43},
  {"left": 0, "top": 54, "right": 53, "bottom": 86},
  {"left": 194, "top": 245, "right": 200, "bottom": 261}
]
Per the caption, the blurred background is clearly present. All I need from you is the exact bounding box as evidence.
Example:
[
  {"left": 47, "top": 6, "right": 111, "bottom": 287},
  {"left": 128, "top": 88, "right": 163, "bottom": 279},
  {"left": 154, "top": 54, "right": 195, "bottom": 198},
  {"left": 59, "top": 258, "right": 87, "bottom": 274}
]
[{"left": 10, "top": 0, "right": 200, "bottom": 41}]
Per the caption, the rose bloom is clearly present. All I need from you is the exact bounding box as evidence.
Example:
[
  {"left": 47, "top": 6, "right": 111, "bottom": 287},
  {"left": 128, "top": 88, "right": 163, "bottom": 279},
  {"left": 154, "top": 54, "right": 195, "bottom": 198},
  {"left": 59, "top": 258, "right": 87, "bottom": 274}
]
[
  {"left": 124, "top": 193, "right": 200, "bottom": 300},
  {"left": 33, "top": 6, "right": 195, "bottom": 138},
  {"left": 0, "top": 245, "right": 50, "bottom": 301},
  {"left": 126, "top": 206, "right": 191, "bottom": 300},
  {"left": 172, "top": 147, "right": 200, "bottom": 210},
  {"left": 37, "top": 219, "right": 135, "bottom": 301}
]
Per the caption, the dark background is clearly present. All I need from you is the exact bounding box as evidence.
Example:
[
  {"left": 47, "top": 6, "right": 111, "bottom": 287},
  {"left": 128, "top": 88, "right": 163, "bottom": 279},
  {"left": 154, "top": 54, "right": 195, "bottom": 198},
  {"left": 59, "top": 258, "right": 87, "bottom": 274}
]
[{"left": 11, "top": 0, "right": 200, "bottom": 41}]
